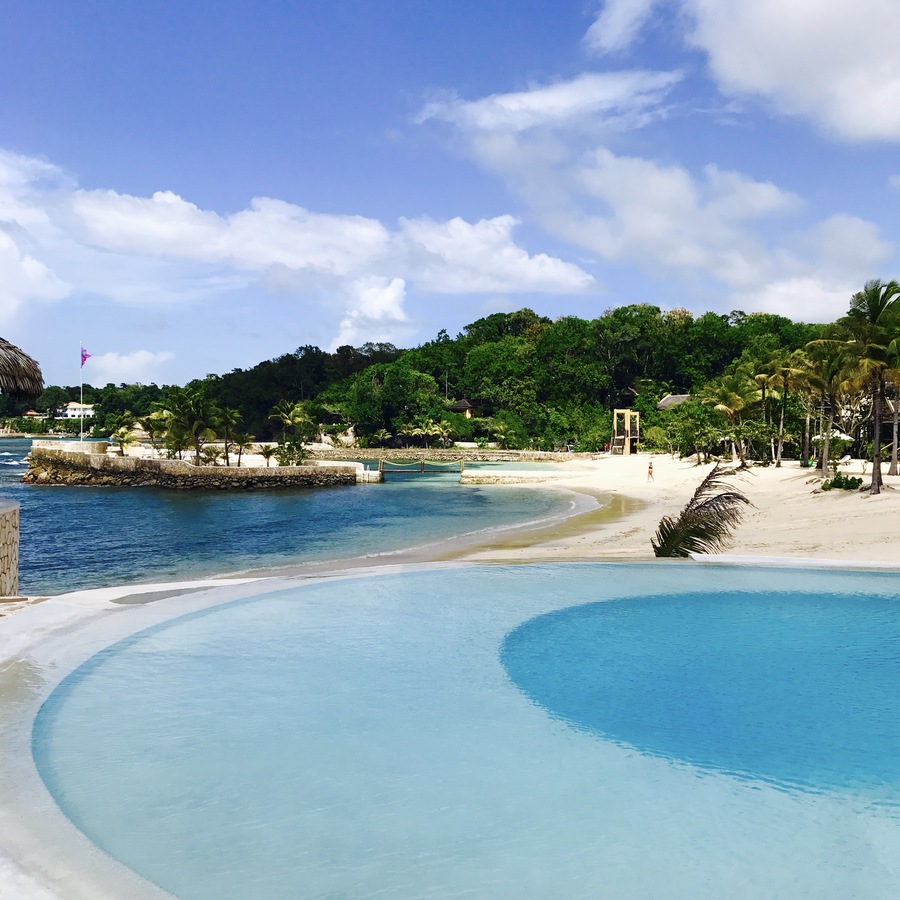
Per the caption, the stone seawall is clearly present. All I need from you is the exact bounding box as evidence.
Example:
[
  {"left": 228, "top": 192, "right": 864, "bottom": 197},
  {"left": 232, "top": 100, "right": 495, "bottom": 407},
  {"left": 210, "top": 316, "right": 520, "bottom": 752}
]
[{"left": 23, "top": 448, "right": 365, "bottom": 490}]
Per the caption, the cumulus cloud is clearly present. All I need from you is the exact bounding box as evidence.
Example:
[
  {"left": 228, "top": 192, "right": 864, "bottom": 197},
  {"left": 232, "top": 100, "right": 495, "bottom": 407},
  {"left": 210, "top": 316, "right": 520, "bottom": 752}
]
[
  {"left": 584, "top": 0, "right": 662, "bottom": 54},
  {"left": 682, "top": 0, "right": 900, "bottom": 141},
  {"left": 398, "top": 215, "right": 593, "bottom": 293},
  {"left": 0, "top": 150, "right": 593, "bottom": 366},
  {"left": 333, "top": 277, "right": 413, "bottom": 349},
  {"left": 0, "top": 229, "right": 69, "bottom": 324},
  {"left": 420, "top": 67, "right": 893, "bottom": 324},
  {"left": 84, "top": 349, "right": 175, "bottom": 387},
  {"left": 418, "top": 70, "right": 681, "bottom": 133}
]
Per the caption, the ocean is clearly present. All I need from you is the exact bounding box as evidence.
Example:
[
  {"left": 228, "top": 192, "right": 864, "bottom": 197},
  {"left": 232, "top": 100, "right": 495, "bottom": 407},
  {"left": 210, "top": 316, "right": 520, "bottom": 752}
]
[{"left": 0, "top": 439, "right": 576, "bottom": 596}]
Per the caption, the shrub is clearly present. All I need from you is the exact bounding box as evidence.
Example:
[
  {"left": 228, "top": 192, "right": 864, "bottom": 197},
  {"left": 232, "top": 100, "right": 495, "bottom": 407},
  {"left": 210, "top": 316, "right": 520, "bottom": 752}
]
[{"left": 821, "top": 472, "right": 862, "bottom": 491}]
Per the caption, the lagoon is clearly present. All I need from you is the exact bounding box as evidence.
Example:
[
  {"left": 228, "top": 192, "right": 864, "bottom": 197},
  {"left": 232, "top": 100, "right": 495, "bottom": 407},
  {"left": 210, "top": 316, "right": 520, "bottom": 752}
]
[{"left": 0, "top": 439, "right": 577, "bottom": 595}]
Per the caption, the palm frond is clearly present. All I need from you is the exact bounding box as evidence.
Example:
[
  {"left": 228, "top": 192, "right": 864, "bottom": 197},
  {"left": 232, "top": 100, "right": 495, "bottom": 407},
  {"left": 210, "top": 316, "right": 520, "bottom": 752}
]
[{"left": 652, "top": 464, "right": 752, "bottom": 558}]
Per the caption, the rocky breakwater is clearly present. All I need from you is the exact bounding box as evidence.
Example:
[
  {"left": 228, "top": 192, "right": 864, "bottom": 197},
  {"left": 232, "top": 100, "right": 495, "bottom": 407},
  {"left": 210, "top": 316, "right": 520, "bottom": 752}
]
[{"left": 23, "top": 447, "right": 370, "bottom": 490}]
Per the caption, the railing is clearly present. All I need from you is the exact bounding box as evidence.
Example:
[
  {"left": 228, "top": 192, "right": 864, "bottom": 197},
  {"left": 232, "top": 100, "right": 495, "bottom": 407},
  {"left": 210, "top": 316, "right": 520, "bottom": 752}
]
[{"left": 378, "top": 458, "right": 465, "bottom": 474}]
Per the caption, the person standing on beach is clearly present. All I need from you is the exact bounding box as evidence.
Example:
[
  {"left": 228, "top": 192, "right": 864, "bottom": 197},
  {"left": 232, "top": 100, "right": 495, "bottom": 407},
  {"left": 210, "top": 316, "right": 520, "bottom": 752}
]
[{"left": 647, "top": 460, "right": 654, "bottom": 482}]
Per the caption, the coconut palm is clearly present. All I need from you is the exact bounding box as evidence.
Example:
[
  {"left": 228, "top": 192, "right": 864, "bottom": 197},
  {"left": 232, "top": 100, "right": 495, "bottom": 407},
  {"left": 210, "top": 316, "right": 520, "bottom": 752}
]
[
  {"left": 700, "top": 366, "right": 756, "bottom": 463},
  {"left": 371, "top": 428, "right": 392, "bottom": 447},
  {"left": 220, "top": 407, "right": 242, "bottom": 466},
  {"left": 160, "top": 387, "right": 223, "bottom": 466},
  {"left": 0, "top": 338, "right": 43, "bottom": 399},
  {"left": 398, "top": 422, "right": 417, "bottom": 449},
  {"left": 135, "top": 410, "right": 167, "bottom": 457},
  {"left": 771, "top": 350, "right": 806, "bottom": 467},
  {"left": 257, "top": 444, "right": 278, "bottom": 467},
  {"left": 232, "top": 432, "right": 255, "bottom": 467},
  {"left": 110, "top": 426, "right": 137, "bottom": 456},
  {"left": 841, "top": 278, "right": 900, "bottom": 494},
  {"left": 269, "top": 400, "right": 311, "bottom": 442},
  {"left": 652, "top": 464, "right": 752, "bottom": 557},
  {"left": 802, "top": 339, "right": 855, "bottom": 476}
]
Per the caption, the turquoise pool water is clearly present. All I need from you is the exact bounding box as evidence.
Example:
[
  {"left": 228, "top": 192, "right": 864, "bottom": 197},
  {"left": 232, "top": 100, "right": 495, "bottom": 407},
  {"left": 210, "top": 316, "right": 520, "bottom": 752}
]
[{"left": 32, "top": 564, "right": 900, "bottom": 898}]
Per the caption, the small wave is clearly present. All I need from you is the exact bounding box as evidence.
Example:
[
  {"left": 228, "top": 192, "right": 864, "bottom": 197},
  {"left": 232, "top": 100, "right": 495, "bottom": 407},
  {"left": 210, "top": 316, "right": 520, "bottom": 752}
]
[{"left": 0, "top": 460, "right": 26, "bottom": 466}]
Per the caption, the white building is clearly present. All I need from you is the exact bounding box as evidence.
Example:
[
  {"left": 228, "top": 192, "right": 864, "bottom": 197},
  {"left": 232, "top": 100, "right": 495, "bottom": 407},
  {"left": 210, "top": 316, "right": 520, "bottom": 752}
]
[{"left": 58, "top": 401, "right": 95, "bottom": 419}]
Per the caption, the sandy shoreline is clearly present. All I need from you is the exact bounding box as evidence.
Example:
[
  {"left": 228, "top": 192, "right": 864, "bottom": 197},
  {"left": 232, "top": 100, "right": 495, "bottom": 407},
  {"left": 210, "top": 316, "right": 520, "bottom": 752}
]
[{"left": 449, "top": 452, "right": 900, "bottom": 565}]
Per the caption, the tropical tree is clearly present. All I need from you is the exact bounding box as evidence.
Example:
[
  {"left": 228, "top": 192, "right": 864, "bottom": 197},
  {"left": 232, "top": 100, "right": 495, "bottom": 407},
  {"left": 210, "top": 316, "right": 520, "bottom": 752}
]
[
  {"left": 161, "top": 387, "right": 223, "bottom": 466},
  {"left": 110, "top": 426, "right": 137, "bottom": 456},
  {"left": 219, "top": 407, "right": 242, "bottom": 466},
  {"left": 232, "top": 432, "right": 255, "bottom": 467},
  {"left": 371, "top": 428, "right": 392, "bottom": 447},
  {"left": 257, "top": 444, "right": 278, "bottom": 467},
  {"left": 700, "top": 366, "right": 757, "bottom": 463},
  {"left": 803, "top": 338, "right": 856, "bottom": 476},
  {"left": 490, "top": 421, "right": 513, "bottom": 449},
  {"left": 269, "top": 399, "right": 312, "bottom": 442},
  {"left": 841, "top": 279, "right": 900, "bottom": 494},
  {"left": 200, "top": 446, "right": 223, "bottom": 466},
  {"left": 135, "top": 410, "right": 167, "bottom": 457},
  {"left": 771, "top": 350, "right": 806, "bottom": 467}
]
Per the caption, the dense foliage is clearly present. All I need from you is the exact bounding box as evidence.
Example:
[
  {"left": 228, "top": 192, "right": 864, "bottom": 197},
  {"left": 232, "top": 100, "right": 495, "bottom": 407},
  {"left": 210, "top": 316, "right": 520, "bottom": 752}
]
[{"left": 9, "top": 286, "right": 900, "bottom": 494}]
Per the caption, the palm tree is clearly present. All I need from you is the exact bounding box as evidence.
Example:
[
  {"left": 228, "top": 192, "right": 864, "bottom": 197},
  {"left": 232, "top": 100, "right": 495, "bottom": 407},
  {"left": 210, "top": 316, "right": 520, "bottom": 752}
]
[
  {"left": 232, "top": 432, "right": 255, "bottom": 467},
  {"left": 161, "top": 388, "right": 223, "bottom": 466},
  {"left": 220, "top": 408, "right": 242, "bottom": 466},
  {"left": 398, "top": 422, "right": 417, "bottom": 449},
  {"left": 491, "top": 421, "right": 513, "bottom": 449},
  {"left": 136, "top": 410, "right": 167, "bottom": 457},
  {"left": 110, "top": 426, "right": 137, "bottom": 456},
  {"left": 802, "top": 338, "right": 855, "bottom": 476},
  {"left": 257, "top": 445, "right": 278, "bottom": 467},
  {"left": 771, "top": 350, "right": 806, "bottom": 467},
  {"left": 841, "top": 278, "right": 900, "bottom": 494},
  {"left": 652, "top": 464, "right": 752, "bottom": 557},
  {"left": 700, "top": 366, "right": 756, "bottom": 463},
  {"left": 371, "top": 428, "right": 392, "bottom": 447},
  {"left": 269, "top": 399, "right": 311, "bottom": 442},
  {"left": 0, "top": 338, "right": 43, "bottom": 399}
]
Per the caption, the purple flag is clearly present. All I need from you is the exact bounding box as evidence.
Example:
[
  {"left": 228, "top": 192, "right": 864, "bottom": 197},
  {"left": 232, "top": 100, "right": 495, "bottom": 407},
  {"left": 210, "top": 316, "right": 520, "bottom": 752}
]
[{"left": 81, "top": 346, "right": 91, "bottom": 367}]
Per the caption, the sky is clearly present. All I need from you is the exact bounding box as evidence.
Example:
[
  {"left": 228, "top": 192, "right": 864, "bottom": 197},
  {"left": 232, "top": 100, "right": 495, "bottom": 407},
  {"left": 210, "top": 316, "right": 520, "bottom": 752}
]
[{"left": 3, "top": 1, "right": 900, "bottom": 388}]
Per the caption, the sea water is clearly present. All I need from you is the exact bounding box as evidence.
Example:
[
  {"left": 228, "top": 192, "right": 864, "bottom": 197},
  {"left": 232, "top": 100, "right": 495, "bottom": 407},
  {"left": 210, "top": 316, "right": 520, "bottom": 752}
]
[
  {"left": 31, "top": 564, "right": 900, "bottom": 899},
  {"left": 0, "top": 439, "right": 573, "bottom": 595}
]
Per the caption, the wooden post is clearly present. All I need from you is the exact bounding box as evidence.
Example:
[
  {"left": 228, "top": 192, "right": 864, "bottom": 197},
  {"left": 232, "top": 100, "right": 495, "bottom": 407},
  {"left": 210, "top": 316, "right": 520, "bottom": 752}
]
[
  {"left": 460, "top": 459, "right": 464, "bottom": 473},
  {"left": 420, "top": 460, "right": 425, "bottom": 473}
]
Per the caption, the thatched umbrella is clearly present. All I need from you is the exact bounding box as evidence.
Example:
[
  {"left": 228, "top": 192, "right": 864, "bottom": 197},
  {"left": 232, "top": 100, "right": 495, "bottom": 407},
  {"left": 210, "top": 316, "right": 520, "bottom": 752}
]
[{"left": 0, "top": 337, "right": 43, "bottom": 399}]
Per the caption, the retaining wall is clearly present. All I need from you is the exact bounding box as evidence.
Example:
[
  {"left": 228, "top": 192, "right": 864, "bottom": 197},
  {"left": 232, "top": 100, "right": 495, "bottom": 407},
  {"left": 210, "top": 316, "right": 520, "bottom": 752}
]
[
  {"left": 0, "top": 501, "right": 19, "bottom": 599},
  {"left": 23, "top": 448, "right": 368, "bottom": 490}
]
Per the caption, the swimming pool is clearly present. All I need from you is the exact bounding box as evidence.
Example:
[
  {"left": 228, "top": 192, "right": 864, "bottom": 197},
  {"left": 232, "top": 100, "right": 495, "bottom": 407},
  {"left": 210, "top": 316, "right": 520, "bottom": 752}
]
[{"left": 16, "top": 563, "right": 900, "bottom": 897}]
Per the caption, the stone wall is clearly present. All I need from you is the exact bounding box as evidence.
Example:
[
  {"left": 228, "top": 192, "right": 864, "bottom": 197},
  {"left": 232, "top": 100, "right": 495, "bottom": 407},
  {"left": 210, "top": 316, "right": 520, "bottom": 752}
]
[
  {"left": 0, "top": 501, "right": 20, "bottom": 599},
  {"left": 23, "top": 448, "right": 365, "bottom": 490}
]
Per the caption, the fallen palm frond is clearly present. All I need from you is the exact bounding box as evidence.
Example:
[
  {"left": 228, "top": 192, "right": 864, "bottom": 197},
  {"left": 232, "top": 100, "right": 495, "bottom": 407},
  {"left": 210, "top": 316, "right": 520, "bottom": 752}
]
[{"left": 652, "top": 464, "right": 752, "bottom": 558}]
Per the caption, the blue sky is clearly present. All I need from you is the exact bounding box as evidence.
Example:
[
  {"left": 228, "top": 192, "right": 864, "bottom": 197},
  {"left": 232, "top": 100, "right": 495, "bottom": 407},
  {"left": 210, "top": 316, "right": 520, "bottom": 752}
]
[{"left": 3, "top": 1, "right": 900, "bottom": 388}]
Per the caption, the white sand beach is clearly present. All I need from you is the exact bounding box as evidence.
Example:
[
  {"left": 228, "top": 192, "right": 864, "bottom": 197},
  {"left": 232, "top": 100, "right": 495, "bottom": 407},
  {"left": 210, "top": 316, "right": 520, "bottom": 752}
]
[{"left": 454, "top": 453, "right": 900, "bottom": 566}]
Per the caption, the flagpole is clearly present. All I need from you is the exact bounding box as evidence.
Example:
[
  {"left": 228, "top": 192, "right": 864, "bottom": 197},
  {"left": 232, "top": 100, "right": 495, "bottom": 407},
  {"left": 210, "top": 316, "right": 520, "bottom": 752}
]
[{"left": 80, "top": 343, "right": 84, "bottom": 443}]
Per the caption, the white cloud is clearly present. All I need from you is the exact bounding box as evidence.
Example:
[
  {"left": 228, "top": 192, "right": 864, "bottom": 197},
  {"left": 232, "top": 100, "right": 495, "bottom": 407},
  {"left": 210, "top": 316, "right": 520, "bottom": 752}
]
[
  {"left": 83, "top": 350, "right": 175, "bottom": 387},
  {"left": 399, "top": 215, "right": 593, "bottom": 293},
  {"left": 0, "top": 229, "right": 69, "bottom": 324},
  {"left": 584, "top": 0, "right": 661, "bottom": 53},
  {"left": 0, "top": 150, "right": 593, "bottom": 361},
  {"left": 333, "top": 277, "right": 414, "bottom": 349},
  {"left": 418, "top": 70, "right": 681, "bottom": 133},
  {"left": 731, "top": 277, "right": 858, "bottom": 323},
  {"left": 682, "top": 0, "right": 900, "bottom": 141}
]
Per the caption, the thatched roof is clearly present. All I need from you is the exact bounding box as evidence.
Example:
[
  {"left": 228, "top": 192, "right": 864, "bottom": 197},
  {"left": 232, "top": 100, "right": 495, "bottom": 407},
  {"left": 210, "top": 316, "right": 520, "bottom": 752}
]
[{"left": 0, "top": 338, "right": 43, "bottom": 399}]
